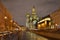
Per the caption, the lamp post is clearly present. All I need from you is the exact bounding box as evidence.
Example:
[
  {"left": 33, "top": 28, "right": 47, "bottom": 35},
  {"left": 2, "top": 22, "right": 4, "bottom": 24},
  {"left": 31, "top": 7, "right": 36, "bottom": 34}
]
[
  {"left": 10, "top": 20, "right": 13, "bottom": 31},
  {"left": 4, "top": 16, "right": 8, "bottom": 31}
]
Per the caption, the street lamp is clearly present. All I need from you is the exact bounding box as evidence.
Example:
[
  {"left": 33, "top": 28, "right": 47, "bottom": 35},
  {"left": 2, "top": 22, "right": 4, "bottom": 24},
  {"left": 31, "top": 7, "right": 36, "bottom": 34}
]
[
  {"left": 4, "top": 16, "right": 8, "bottom": 31},
  {"left": 10, "top": 20, "right": 13, "bottom": 31},
  {"left": 10, "top": 20, "right": 13, "bottom": 22},
  {"left": 4, "top": 16, "right": 7, "bottom": 19}
]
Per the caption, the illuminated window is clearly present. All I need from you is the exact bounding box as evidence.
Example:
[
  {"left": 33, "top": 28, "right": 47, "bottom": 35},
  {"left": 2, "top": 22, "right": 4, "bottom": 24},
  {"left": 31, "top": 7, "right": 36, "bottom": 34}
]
[{"left": 38, "top": 24, "right": 41, "bottom": 29}]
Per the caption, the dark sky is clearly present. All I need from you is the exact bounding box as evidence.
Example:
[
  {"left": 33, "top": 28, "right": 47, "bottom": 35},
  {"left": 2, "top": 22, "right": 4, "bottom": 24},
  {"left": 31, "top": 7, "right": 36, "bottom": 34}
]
[{"left": 2, "top": 0, "right": 60, "bottom": 26}]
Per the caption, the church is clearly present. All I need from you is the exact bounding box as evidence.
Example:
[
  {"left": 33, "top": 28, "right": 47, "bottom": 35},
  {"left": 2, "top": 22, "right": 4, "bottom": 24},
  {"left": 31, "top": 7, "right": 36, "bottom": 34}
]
[{"left": 26, "top": 6, "right": 39, "bottom": 30}]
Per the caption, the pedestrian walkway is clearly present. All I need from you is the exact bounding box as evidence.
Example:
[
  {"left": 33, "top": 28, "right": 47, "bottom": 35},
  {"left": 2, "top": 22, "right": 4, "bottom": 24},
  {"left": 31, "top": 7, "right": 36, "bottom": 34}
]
[{"left": 31, "top": 30, "right": 60, "bottom": 40}]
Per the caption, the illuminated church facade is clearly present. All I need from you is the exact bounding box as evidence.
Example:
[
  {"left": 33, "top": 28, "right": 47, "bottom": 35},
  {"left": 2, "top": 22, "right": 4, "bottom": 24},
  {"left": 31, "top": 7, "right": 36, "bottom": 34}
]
[{"left": 26, "top": 6, "right": 39, "bottom": 30}]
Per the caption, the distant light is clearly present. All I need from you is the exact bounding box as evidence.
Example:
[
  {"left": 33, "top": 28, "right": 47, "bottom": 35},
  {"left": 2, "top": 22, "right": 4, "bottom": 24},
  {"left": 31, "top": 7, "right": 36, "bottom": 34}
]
[
  {"left": 38, "top": 25, "right": 40, "bottom": 26},
  {"left": 55, "top": 24, "right": 58, "bottom": 26},
  {"left": 10, "top": 20, "right": 13, "bottom": 22},
  {"left": 4, "top": 16, "right": 7, "bottom": 19},
  {"left": 51, "top": 25, "right": 55, "bottom": 29},
  {"left": 14, "top": 22, "right": 16, "bottom": 24},
  {"left": 55, "top": 24, "right": 59, "bottom": 27},
  {"left": 14, "top": 28, "right": 19, "bottom": 31}
]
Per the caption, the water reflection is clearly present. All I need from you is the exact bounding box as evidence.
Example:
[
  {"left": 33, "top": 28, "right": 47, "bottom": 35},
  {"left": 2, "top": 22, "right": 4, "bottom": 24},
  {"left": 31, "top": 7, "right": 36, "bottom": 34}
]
[
  {"left": 26, "top": 32, "right": 48, "bottom": 40},
  {"left": 20, "top": 31, "right": 48, "bottom": 40}
]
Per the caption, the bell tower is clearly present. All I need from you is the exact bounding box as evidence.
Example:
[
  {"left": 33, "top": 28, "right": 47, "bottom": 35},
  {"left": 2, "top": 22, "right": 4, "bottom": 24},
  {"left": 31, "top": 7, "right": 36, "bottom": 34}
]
[
  {"left": 32, "top": 6, "right": 37, "bottom": 20},
  {"left": 32, "top": 6, "right": 36, "bottom": 15}
]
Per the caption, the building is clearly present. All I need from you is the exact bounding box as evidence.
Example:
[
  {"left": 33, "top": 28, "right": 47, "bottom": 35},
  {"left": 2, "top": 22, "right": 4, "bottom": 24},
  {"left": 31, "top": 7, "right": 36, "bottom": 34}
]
[
  {"left": 37, "top": 15, "right": 52, "bottom": 30},
  {"left": 37, "top": 8, "right": 60, "bottom": 30},
  {"left": 26, "top": 6, "right": 39, "bottom": 30},
  {"left": 0, "top": 1, "right": 13, "bottom": 32},
  {"left": 50, "top": 8, "right": 60, "bottom": 29}
]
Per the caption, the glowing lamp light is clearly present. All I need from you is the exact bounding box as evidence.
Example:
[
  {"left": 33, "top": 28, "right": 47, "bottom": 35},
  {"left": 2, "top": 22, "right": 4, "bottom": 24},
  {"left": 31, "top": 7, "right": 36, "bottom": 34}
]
[
  {"left": 4, "top": 16, "right": 7, "bottom": 19},
  {"left": 10, "top": 20, "right": 13, "bottom": 22},
  {"left": 55, "top": 24, "right": 58, "bottom": 26},
  {"left": 13, "top": 22, "right": 16, "bottom": 24},
  {"left": 38, "top": 24, "right": 41, "bottom": 27},
  {"left": 38, "top": 24, "right": 41, "bottom": 29}
]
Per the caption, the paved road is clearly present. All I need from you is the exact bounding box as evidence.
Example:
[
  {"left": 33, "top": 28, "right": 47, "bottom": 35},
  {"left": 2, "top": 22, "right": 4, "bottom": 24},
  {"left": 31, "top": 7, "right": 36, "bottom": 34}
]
[{"left": 18, "top": 31, "right": 48, "bottom": 40}]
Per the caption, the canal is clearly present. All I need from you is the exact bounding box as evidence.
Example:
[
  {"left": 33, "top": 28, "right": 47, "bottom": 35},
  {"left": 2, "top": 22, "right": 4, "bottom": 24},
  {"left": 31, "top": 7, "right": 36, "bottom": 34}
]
[{"left": 18, "top": 31, "right": 48, "bottom": 40}]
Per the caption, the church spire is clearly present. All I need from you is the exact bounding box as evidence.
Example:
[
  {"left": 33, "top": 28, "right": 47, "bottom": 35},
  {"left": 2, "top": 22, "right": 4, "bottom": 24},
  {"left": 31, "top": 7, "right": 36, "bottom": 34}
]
[{"left": 32, "top": 6, "right": 36, "bottom": 14}]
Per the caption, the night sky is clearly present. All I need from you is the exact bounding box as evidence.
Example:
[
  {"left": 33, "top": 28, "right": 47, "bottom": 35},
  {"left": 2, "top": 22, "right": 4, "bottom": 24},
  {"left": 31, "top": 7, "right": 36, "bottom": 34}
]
[{"left": 2, "top": 0, "right": 60, "bottom": 26}]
